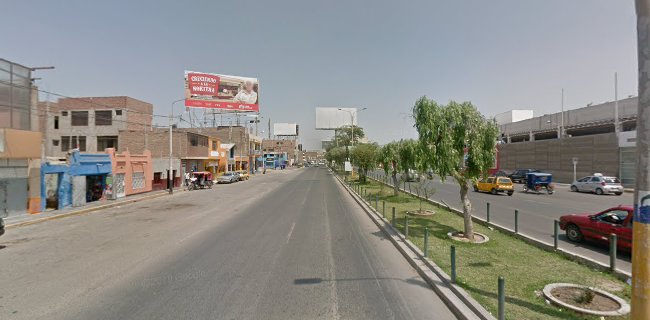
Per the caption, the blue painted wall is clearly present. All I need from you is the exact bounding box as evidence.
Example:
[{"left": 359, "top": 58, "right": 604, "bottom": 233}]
[{"left": 40, "top": 151, "right": 112, "bottom": 211}]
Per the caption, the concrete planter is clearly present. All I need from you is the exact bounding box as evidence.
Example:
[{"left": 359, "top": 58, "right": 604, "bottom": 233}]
[
  {"left": 447, "top": 231, "right": 490, "bottom": 244},
  {"left": 542, "top": 283, "right": 630, "bottom": 317}
]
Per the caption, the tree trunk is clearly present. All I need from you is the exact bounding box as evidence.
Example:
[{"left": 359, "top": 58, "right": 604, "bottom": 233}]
[
  {"left": 459, "top": 181, "right": 474, "bottom": 240},
  {"left": 391, "top": 161, "right": 399, "bottom": 196}
]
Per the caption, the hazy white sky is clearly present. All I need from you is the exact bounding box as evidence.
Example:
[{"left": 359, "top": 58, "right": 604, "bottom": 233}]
[{"left": 2, "top": 0, "right": 638, "bottom": 149}]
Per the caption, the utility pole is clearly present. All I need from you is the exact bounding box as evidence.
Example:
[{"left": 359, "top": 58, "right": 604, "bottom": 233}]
[
  {"left": 169, "top": 99, "right": 184, "bottom": 194},
  {"left": 615, "top": 72, "right": 620, "bottom": 135},
  {"left": 633, "top": 1, "right": 650, "bottom": 317},
  {"left": 558, "top": 88, "right": 564, "bottom": 139}
]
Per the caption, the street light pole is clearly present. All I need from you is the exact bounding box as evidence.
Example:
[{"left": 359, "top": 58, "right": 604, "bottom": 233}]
[
  {"left": 633, "top": 1, "right": 650, "bottom": 317},
  {"left": 169, "top": 99, "right": 184, "bottom": 194},
  {"left": 338, "top": 108, "right": 367, "bottom": 177}
]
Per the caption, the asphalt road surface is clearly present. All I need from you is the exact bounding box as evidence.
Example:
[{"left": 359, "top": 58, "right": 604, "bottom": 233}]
[
  {"left": 0, "top": 168, "right": 455, "bottom": 320},
  {"left": 373, "top": 170, "right": 633, "bottom": 273}
]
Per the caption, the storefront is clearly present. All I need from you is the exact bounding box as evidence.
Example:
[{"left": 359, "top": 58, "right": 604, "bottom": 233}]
[
  {"left": 40, "top": 150, "right": 112, "bottom": 211},
  {"left": 106, "top": 149, "right": 152, "bottom": 199}
]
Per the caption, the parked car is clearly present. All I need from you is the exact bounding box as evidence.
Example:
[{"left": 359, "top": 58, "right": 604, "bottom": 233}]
[
  {"left": 492, "top": 170, "right": 508, "bottom": 177},
  {"left": 508, "top": 169, "right": 540, "bottom": 183},
  {"left": 405, "top": 169, "right": 420, "bottom": 182},
  {"left": 559, "top": 205, "right": 632, "bottom": 251},
  {"left": 217, "top": 172, "right": 240, "bottom": 184},
  {"left": 237, "top": 170, "right": 250, "bottom": 181},
  {"left": 473, "top": 176, "right": 514, "bottom": 196},
  {"left": 570, "top": 174, "right": 623, "bottom": 195}
]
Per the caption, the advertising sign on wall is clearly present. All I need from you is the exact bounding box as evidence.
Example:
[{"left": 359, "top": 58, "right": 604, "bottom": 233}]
[{"left": 184, "top": 71, "right": 259, "bottom": 112}]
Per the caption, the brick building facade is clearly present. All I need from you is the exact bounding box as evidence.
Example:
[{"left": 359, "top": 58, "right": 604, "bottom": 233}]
[{"left": 42, "top": 96, "right": 153, "bottom": 157}]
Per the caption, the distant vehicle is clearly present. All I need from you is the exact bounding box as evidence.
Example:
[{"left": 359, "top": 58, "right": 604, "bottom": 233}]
[
  {"left": 474, "top": 176, "right": 514, "bottom": 196},
  {"left": 571, "top": 174, "right": 623, "bottom": 196},
  {"left": 237, "top": 170, "right": 250, "bottom": 181},
  {"left": 217, "top": 172, "right": 239, "bottom": 184},
  {"left": 508, "top": 169, "right": 540, "bottom": 183},
  {"left": 492, "top": 170, "right": 508, "bottom": 177},
  {"left": 559, "top": 205, "right": 632, "bottom": 251},
  {"left": 522, "top": 172, "right": 554, "bottom": 194},
  {"left": 405, "top": 169, "right": 420, "bottom": 182}
]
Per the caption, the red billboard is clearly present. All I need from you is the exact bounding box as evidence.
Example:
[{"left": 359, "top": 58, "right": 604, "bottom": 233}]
[{"left": 184, "top": 71, "right": 259, "bottom": 112}]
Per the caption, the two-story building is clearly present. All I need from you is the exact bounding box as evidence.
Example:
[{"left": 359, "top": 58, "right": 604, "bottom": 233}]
[{"left": 42, "top": 96, "right": 153, "bottom": 158}]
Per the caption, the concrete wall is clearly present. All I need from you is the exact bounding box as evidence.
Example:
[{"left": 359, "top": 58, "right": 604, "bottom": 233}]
[
  {"left": 501, "top": 97, "right": 637, "bottom": 136},
  {"left": 44, "top": 96, "right": 153, "bottom": 157},
  {"left": 498, "top": 132, "right": 619, "bottom": 183}
]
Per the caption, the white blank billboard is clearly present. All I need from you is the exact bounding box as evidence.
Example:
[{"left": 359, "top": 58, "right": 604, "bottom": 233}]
[
  {"left": 274, "top": 123, "right": 298, "bottom": 136},
  {"left": 315, "top": 107, "right": 357, "bottom": 130}
]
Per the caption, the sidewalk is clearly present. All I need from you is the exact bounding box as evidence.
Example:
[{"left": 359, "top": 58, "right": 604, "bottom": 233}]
[{"left": 5, "top": 188, "right": 183, "bottom": 229}]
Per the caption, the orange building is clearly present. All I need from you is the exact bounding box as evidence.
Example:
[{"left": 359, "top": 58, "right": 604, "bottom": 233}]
[{"left": 105, "top": 148, "right": 153, "bottom": 198}]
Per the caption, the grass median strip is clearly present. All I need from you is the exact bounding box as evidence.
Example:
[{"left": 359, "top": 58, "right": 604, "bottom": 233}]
[{"left": 349, "top": 177, "right": 630, "bottom": 320}]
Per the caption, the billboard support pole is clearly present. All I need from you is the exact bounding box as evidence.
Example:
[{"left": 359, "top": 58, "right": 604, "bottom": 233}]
[{"left": 633, "top": 1, "right": 650, "bottom": 317}]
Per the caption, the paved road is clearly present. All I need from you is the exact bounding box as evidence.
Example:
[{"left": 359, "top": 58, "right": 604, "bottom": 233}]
[
  {"left": 0, "top": 168, "right": 455, "bottom": 320},
  {"left": 372, "top": 170, "right": 633, "bottom": 274}
]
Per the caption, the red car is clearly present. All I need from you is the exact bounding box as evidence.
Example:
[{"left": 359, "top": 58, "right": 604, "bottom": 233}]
[{"left": 559, "top": 205, "right": 633, "bottom": 251}]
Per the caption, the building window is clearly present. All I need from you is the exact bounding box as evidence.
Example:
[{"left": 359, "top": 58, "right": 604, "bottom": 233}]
[
  {"left": 132, "top": 172, "right": 145, "bottom": 189},
  {"left": 71, "top": 111, "right": 88, "bottom": 126},
  {"left": 54, "top": 116, "right": 59, "bottom": 129},
  {"left": 62, "top": 111, "right": 68, "bottom": 116},
  {"left": 52, "top": 139, "right": 59, "bottom": 147},
  {"left": 62, "top": 136, "right": 87, "bottom": 152},
  {"left": 78, "top": 136, "right": 86, "bottom": 151},
  {"left": 97, "top": 136, "right": 118, "bottom": 150},
  {"left": 212, "top": 141, "right": 217, "bottom": 150},
  {"left": 115, "top": 109, "right": 122, "bottom": 116},
  {"left": 95, "top": 110, "right": 112, "bottom": 126},
  {"left": 61, "top": 136, "right": 70, "bottom": 151},
  {"left": 188, "top": 134, "right": 208, "bottom": 147}
]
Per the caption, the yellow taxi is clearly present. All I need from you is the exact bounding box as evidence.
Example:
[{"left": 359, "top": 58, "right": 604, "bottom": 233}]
[{"left": 473, "top": 176, "right": 514, "bottom": 196}]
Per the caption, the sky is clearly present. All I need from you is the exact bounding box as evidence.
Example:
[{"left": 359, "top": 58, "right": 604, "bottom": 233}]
[{"left": 1, "top": 0, "right": 639, "bottom": 150}]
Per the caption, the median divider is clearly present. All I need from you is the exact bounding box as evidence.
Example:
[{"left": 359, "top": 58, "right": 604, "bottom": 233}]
[
  {"left": 333, "top": 172, "right": 493, "bottom": 320},
  {"left": 368, "top": 175, "right": 632, "bottom": 281}
]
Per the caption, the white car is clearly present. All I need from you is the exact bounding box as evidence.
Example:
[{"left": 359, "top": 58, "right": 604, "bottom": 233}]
[{"left": 571, "top": 174, "right": 624, "bottom": 195}]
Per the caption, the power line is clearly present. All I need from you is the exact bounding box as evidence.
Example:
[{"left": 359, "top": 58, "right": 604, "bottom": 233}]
[{"left": 0, "top": 79, "right": 172, "bottom": 119}]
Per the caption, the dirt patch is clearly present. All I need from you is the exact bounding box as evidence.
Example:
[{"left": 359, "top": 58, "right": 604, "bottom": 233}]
[
  {"left": 0, "top": 237, "right": 32, "bottom": 245},
  {"left": 407, "top": 209, "right": 435, "bottom": 216},
  {"left": 160, "top": 203, "right": 196, "bottom": 210},
  {"left": 550, "top": 287, "right": 620, "bottom": 312}
]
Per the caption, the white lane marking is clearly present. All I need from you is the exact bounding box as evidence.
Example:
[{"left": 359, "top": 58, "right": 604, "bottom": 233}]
[
  {"left": 286, "top": 222, "right": 296, "bottom": 244},
  {"left": 323, "top": 191, "right": 340, "bottom": 320}
]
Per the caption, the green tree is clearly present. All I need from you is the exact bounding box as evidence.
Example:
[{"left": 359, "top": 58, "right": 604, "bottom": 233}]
[
  {"left": 397, "top": 139, "right": 418, "bottom": 180},
  {"left": 378, "top": 142, "right": 400, "bottom": 196},
  {"left": 351, "top": 143, "right": 379, "bottom": 183},
  {"left": 334, "top": 125, "right": 365, "bottom": 147},
  {"left": 412, "top": 96, "right": 499, "bottom": 240},
  {"left": 325, "top": 146, "right": 347, "bottom": 169}
]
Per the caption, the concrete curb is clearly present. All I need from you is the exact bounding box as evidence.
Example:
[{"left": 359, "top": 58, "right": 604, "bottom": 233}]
[
  {"left": 369, "top": 176, "right": 632, "bottom": 281},
  {"left": 333, "top": 173, "right": 494, "bottom": 320},
  {"left": 6, "top": 190, "right": 179, "bottom": 229}
]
